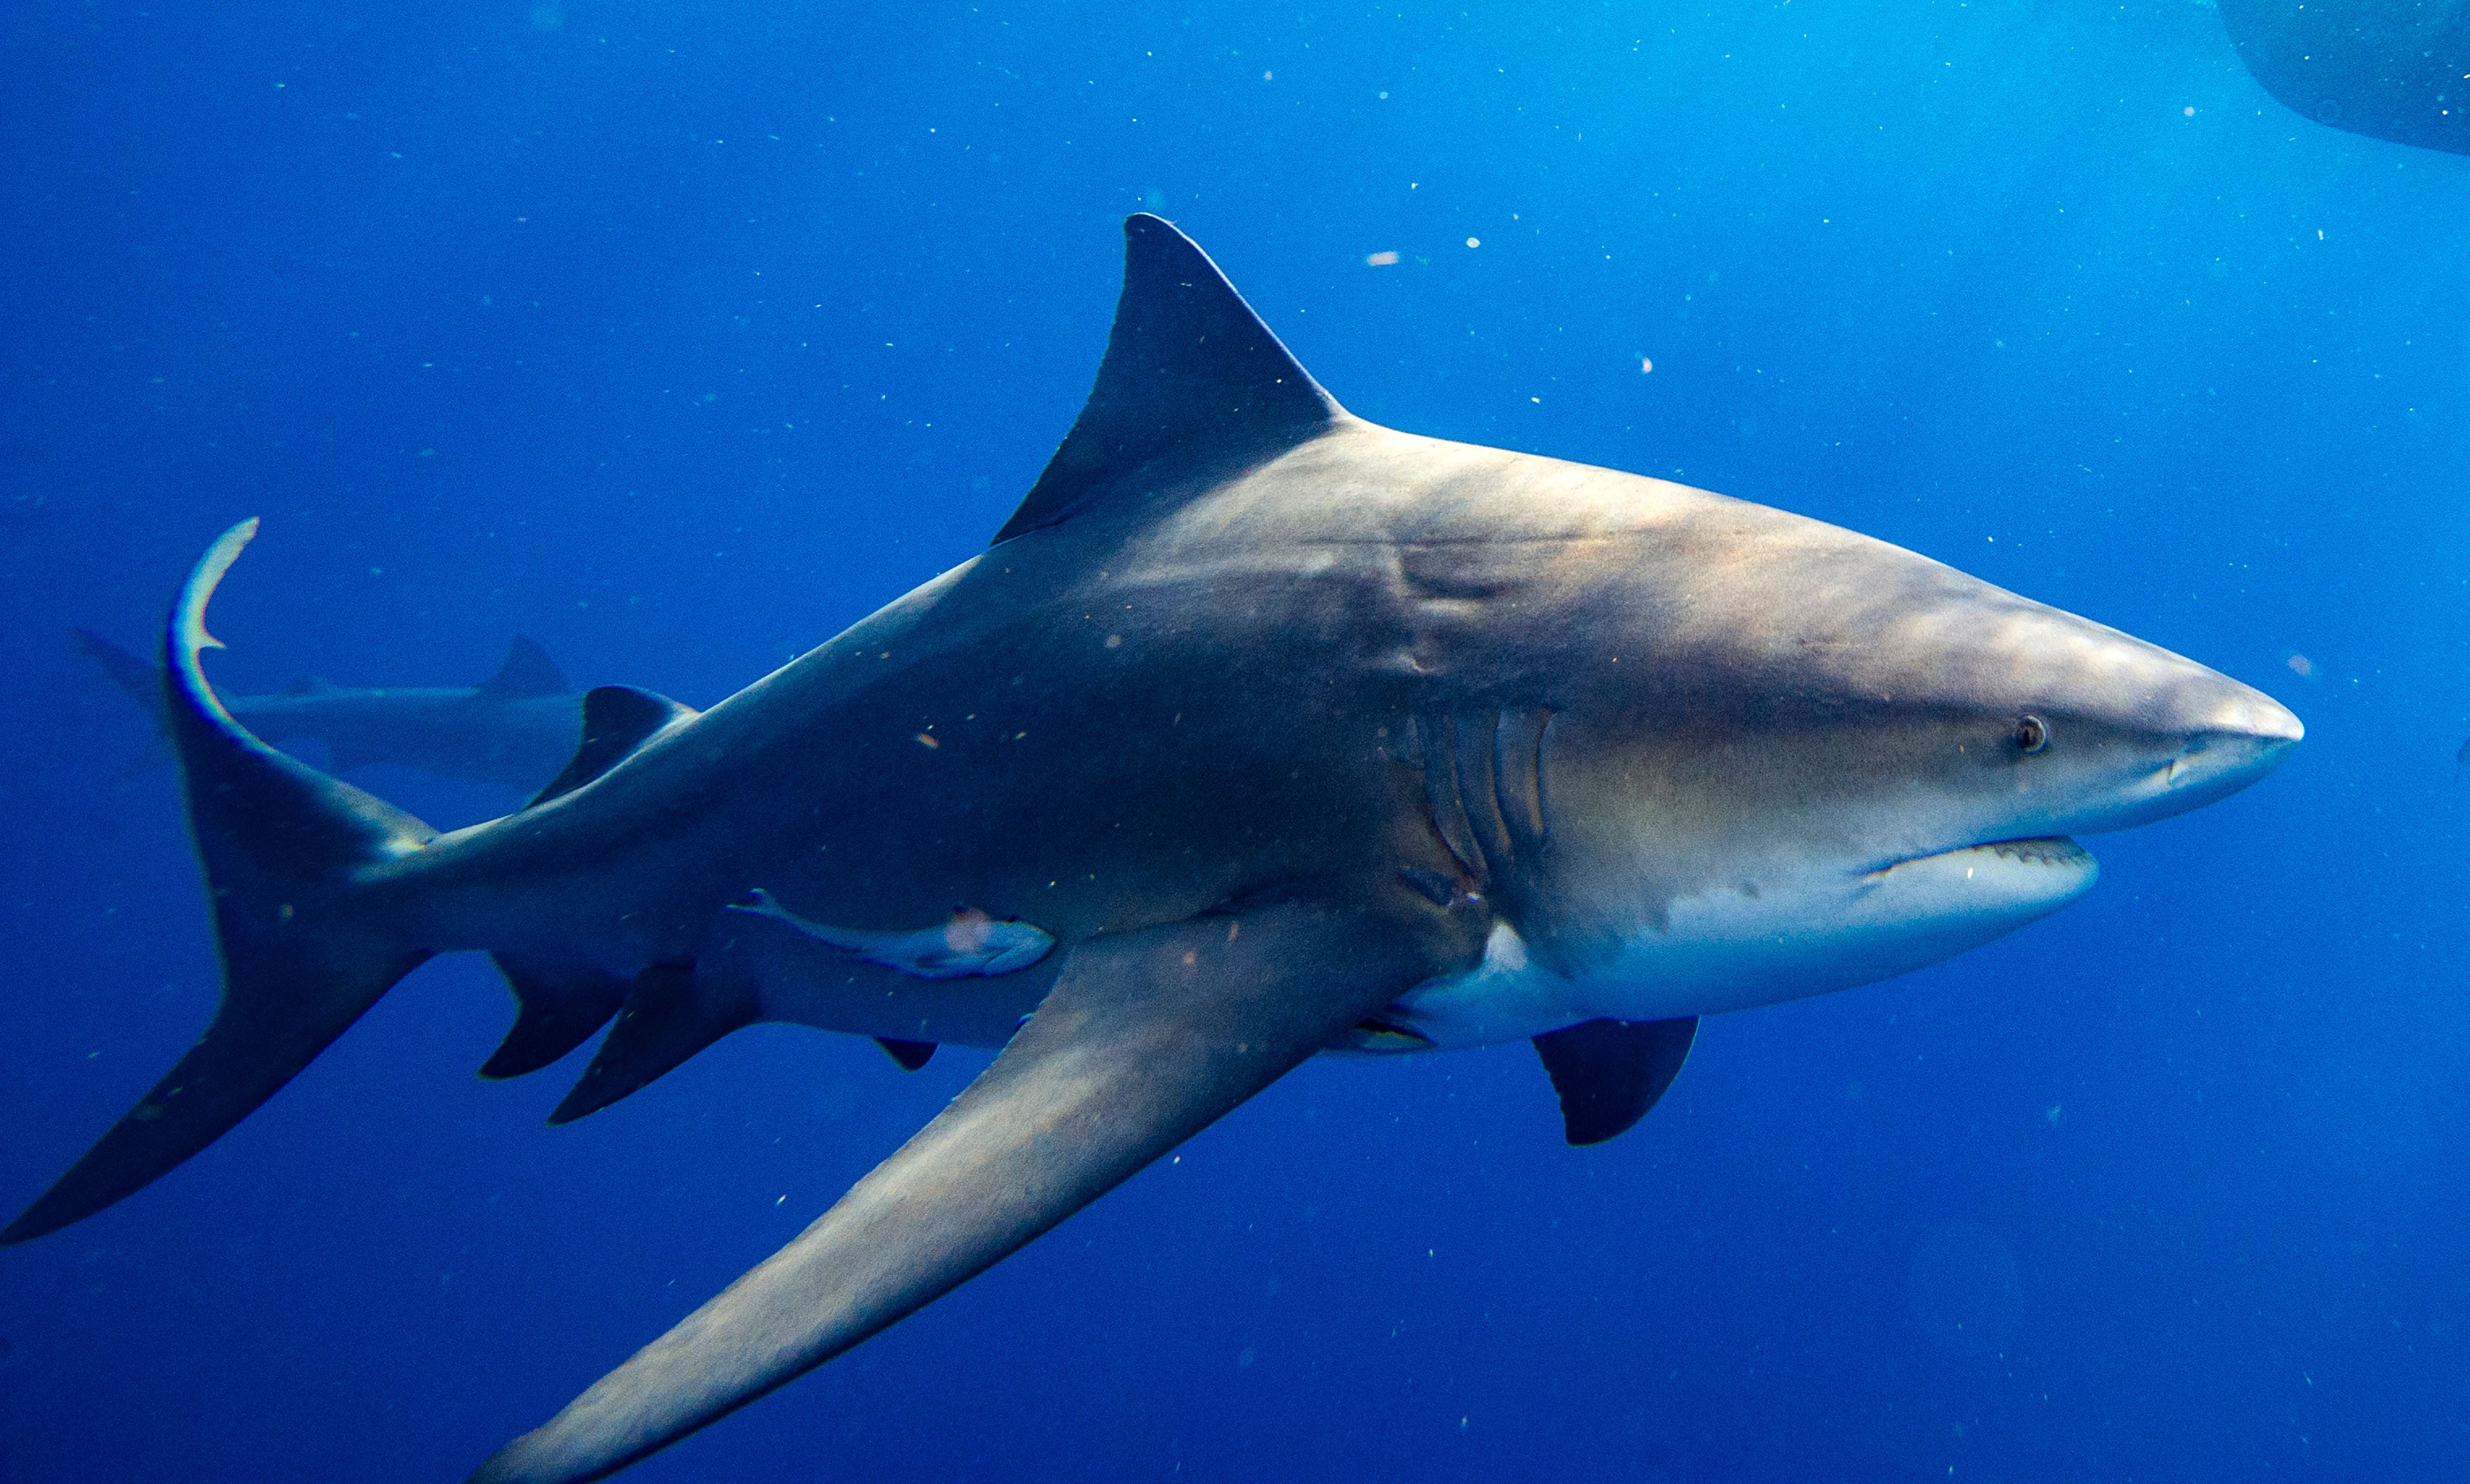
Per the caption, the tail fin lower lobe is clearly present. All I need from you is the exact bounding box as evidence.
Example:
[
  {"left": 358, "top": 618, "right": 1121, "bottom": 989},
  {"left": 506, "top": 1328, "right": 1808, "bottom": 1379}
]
[{"left": 4, "top": 522, "right": 437, "bottom": 1244}]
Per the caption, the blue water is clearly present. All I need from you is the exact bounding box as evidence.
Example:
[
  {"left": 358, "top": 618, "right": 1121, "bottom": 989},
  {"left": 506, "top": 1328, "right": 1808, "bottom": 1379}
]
[{"left": 2, "top": 1, "right": 2464, "bottom": 1479}]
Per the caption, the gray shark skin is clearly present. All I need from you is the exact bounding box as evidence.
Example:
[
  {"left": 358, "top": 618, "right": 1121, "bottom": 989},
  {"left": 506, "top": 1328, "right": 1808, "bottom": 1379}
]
[
  {"left": 3, "top": 216, "right": 2300, "bottom": 1482},
  {"left": 2218, "top": 0, "right": 2469, "bottom": 157},
  {"left": 74, "top": 627, "right": 584, "bottom": 790}
]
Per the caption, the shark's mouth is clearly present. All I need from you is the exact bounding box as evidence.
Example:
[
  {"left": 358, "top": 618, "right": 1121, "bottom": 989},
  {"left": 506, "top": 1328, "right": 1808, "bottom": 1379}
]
[{"left": 1867, "top": 835, "right": 2090, "bottom": 878}]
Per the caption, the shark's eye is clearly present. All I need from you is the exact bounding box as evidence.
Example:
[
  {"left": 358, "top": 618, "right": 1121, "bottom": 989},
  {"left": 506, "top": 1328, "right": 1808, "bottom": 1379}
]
[{"left": 2012, "top": 714, "right": 2050, "bottom": 754}]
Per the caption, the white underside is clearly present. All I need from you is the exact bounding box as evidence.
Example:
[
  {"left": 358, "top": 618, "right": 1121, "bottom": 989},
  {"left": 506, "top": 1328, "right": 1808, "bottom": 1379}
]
[{"left": 1380, "top": 839, "right": 2098, "bottom": 1049}]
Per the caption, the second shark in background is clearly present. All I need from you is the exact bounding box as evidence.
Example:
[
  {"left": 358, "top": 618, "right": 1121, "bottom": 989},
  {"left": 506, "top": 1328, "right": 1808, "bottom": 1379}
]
[{"left": 76, "top": 628, "right": 584, "bottom": 793}]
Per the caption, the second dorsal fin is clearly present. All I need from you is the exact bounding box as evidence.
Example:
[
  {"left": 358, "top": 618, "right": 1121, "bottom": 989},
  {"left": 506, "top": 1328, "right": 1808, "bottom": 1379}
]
[
  {"left": 992, "top": 214, "right": 1342, "bottom": 544},
  {"left": 526, "top": 685, "right": 697, "bottom": 808}
]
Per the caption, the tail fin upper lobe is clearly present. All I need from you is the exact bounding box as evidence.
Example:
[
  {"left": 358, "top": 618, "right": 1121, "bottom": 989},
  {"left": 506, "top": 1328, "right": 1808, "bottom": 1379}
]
[{"left": 4, "top": 522, "right": 437, "bottom": 1244}]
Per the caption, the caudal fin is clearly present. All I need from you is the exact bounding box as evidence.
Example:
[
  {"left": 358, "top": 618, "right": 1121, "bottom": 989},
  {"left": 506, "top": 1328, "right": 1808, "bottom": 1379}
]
[
  {"left": 4, "top": 522, "right": 436, "bottom": 1245},
  {"left": 72, "top": 626, "right": 170, "bottom": 727}
]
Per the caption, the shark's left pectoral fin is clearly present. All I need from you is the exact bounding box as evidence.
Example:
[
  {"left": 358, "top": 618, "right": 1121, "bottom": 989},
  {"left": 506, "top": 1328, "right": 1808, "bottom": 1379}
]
[
  {"left": 472, "top": 899, "right": 1453, "bottom": 1484},
  {"left": 1532, "top": 1017, "right": 1698, "bottom": 1146}
]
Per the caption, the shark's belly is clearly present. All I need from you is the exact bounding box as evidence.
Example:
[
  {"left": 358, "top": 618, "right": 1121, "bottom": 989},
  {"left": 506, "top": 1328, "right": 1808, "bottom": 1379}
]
[
  {"left": 704, "top": 840, "right": 2095, "bottom": 1057},
  {"left": 1383, "top": 842, "right": 2098, "bottom": 1048}
]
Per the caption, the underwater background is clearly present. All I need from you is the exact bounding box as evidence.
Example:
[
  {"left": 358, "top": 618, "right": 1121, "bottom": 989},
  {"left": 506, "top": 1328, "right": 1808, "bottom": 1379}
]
[{"left": 1, "top": 1, "right": 2464, "bottom": 1479}]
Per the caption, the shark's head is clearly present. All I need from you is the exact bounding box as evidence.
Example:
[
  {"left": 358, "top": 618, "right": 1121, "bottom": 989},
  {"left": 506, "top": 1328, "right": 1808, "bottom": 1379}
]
[{"left": 1406, "top": 474, "right": 2303, "bottom": 1035}]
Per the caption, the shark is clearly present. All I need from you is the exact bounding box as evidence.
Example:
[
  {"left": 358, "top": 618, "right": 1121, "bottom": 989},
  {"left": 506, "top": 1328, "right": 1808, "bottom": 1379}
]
[
  {"left": 2, "top": 215, "right": 2301, "bottom": 1482},
  {"left": 74, "top": 626, "right": 585, "bottom": 791},
  {"left": 2217, "top": 0, "right": 2468, "bottom": 157}
]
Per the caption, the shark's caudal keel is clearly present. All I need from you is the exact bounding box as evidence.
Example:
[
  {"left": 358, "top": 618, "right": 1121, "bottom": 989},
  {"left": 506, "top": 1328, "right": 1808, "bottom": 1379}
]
[{"left": 5, "top": 215, "right": 2299, "bottom": 1481}]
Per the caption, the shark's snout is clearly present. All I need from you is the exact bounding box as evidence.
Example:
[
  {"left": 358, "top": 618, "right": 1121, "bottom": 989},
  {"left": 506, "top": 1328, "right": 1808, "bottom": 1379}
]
[
  {"left": 2166, "top": 669, "right": 2303, "bottom": 753},
  {"left": 2098, "top": 670, "right": 2302, "bottom": 831},
  {"left": 2174, "top": 665, "right": 2301, "bottom": 766}
]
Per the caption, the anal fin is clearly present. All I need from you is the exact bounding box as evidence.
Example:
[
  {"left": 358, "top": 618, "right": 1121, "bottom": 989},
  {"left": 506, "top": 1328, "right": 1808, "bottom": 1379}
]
[
  {"left": 482, "top": 954, "right": 628, "bottom": 1080},
  {"left": 473, "top": 898, "right": 1462, "bottom": 1484},
  {"left": 1532, "top": 1017, "right": 1698, "bottom": 1146},
  {"left": 547, "top": 962, "right": 755, "bottom": 1125}
]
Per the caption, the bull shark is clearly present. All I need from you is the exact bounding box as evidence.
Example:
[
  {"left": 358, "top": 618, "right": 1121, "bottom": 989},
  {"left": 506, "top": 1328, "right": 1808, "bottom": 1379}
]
[
  {"left": 2217, "top": 0, "right": 2468, "bottom": 157},
  {"left": 2, "top": 216, "right": 2301, "bottom": 1482},
  {"left": 74, "top": 626, "right": 584, "bottom": 791}
]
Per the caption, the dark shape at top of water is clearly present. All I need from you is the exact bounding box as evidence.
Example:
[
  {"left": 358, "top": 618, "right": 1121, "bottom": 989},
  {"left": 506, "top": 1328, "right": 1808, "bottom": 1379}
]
[{"left": 2220, "top": 0, "right": 2470, "bottom": 156}]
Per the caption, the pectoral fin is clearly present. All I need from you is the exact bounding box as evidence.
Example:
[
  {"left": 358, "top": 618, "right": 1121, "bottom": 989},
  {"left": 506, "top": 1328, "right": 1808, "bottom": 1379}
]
[
  {"left": 472, "top": 898, "right": 1450, "bottom": 1484},
  {"left": 1532, "top": 1016, "right": 1698, "bottom": 1146}
]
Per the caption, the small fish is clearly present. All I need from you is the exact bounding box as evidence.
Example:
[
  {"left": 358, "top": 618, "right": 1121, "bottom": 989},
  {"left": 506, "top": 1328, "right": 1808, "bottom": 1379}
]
[{"left": 729, "top": 889, "right": 1053, "bottom": 978}]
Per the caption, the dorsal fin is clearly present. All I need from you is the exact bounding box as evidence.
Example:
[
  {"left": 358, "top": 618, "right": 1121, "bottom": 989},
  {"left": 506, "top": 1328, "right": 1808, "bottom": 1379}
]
[
  {"left": 992, "top": 214, "right": 1343, "bottom": 544},
  {"left": 477, "top": 636, "right": 569, "bottom": 699},
  {"left": 284, "top": 673, "right": 332, "bottom": 696},
  {"left": 525, "top": 685, "right": 696, "bottom": 808}
]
